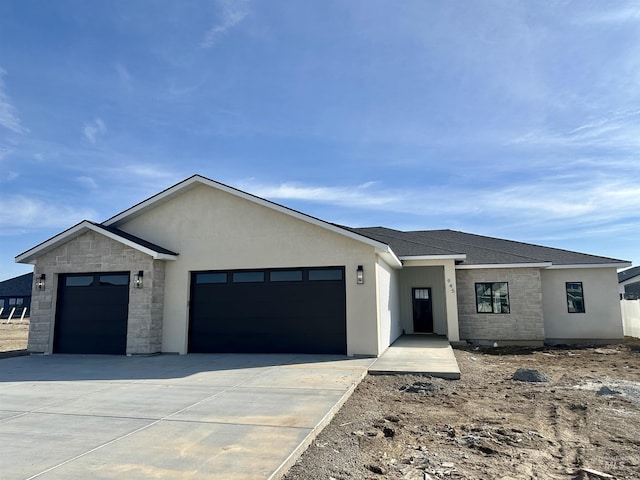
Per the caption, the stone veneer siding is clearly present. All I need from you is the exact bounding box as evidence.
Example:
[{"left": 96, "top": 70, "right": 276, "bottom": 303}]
[
  {"left": 455, "top": 267, "right": 545, "bottom": 344},
  {"left": 28, "top": 230, "right": 166, "bottom": 355}
]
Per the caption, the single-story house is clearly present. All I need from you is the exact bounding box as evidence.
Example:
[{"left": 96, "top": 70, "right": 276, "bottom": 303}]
[
  {"left": 0, "top": 272, "right": 33, "bottom": 319},
  {"left": 16, "top": 175, "right": 630, "bottom": 356},
  {"left": 619, "top": 266, "right": 640, "bottom": 300}
]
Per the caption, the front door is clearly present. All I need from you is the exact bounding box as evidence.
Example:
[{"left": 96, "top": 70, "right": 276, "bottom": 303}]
[{"left": 412, "top": 287, "right": 433, "bottom": 333}]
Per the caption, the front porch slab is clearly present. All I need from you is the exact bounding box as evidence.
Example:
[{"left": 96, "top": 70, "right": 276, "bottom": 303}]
[{"left": 369, "top": 335, "right": 461, "bottom": 379}]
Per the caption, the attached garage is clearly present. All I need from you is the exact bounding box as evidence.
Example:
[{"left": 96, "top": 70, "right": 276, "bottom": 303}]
[
  {"left": 54, "top": 273, "right": 130, "bottom": 354},
  {"left": 188, "top": 267, "right": 347, "bottom": 354}
]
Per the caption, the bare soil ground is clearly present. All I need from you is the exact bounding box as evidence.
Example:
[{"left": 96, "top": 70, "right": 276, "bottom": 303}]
[
  {"left": 0, "top": 319, "right": 29, "bottom": 352},
  {"left": 284, "top": 339, "right": 640, "bottom": 480}
]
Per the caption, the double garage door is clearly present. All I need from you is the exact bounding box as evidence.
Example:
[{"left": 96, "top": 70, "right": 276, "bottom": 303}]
[
  {"left": 189, "top": 267, "right": 347, "bottom": 354},
  {"left": 53, "top": 267, "right": 347, "bottom": 355}
]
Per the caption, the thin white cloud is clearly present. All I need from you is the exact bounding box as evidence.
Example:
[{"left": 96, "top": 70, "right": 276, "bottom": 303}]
[
  {"left": 0, "top": 68, "right": 29, "bottom": 136},
  {"left": 83, "top": 117, "right": 107, "bottom": 144},
  {"left": 238, "top": 179, "right": 404, "bottom": 209},
  {"left": 122, "top": 164, "right": 176, "bottom": 179},
  {"left": 115, "top": 63, "right": 132, "bottom": 90},
  {"left": 201, "top": 0, "right": 250, "bottom": 48},
  {"left": 237, "top": 175, "right": 640, "bottom": 240},
  {"left": 0, "top": 195, "right": 97, "bottom": 230},
  {"left": 76, "top": 176, "right": 97, "bottom": 189},
  {"left": 510, "top": 108, "right": 640, "bottom": 149},
  {"left": 575, "top": 4, "right": 640, "bottom": 24}
]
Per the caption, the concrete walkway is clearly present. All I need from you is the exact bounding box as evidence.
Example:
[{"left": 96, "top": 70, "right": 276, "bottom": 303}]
[
  {"left": 369, "top": 335, "right": 461, "bottom": 379},
  {"left": 0, "top": 354, "right": 373, "bottom": 480}
]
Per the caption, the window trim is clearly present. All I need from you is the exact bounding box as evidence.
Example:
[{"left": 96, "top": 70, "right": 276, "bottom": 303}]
[
  {"left": 475, "top": 282, "right": 510, "bottom": 314},
  {"left": 566, "top": 281, "right": 585, "bottom": 314}
]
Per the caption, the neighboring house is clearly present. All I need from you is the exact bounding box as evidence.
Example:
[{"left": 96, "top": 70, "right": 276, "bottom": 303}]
[
  {"left": 0, "top": 272, "right": 33, "bottom": 318},
  {"left": 618, "top": 266, "right": 640, "bottom": 300},
  {"left": 16, "top": 175, "right": 630, "bottom": 356}
]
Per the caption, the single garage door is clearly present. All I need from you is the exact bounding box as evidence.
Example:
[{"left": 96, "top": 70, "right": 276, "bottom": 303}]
[
  {"left": 54, "top": 273, "right": 130, "bottom": 354},
  {"left": 189, "top": 267, "right": 346, "bottom": 354}
]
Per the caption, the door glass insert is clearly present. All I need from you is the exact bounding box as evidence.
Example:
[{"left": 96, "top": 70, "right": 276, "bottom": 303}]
[
  {"left": 100, "top": 274, "right": 129, "bottom": 286},
  {"left": 196, "top": 272, "right": 228, "bottom": 284},
  {"left": 232, "top": 271, "right": 265, "bottom": 283},
  {"left": 414, "top": 288, "right": 430, "bottom": 300},
  {"left": 65, "top": 276, "right": 94, "bottom": 287},
  {"left": 308, "top": 269, "right": 343, "bottom": 281},
  {"left": 270, "top": 270, "right": 303, "bottom": 282}
]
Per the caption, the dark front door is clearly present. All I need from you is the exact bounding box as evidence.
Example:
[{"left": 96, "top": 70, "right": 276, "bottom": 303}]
[
  {"left": 189, "top": 267, "right": 347, "bottom": 354},
  {"left": 54, "top": 273, "right": 130, "bottom": 354},
  {"left": 412, "top": 287, "right": 433, "bottom": 333}
]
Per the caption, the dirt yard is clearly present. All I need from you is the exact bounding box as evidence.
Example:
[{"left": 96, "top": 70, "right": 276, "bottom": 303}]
[
  {"left": 284, "top": 339, "right": 640, "bottom": 480},
  {"left": 0, "top": 319, "right": 29, "bottom": 352}
]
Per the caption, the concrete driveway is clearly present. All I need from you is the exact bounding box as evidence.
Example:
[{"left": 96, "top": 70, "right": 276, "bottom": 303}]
[{"left": 0, "top": 353, "right": 373, "bottom": 480}]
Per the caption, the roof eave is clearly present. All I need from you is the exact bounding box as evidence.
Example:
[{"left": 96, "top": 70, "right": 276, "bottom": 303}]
[
  {"left": 400, "top": 254, "right": 467, "bottom": 261},
  {"left": 103, "top": 174, "right": 392, "bottom": 253},
  {"left": 456, "top": 262, "right": 553, "bottom": 270},
  {"left": 15, "top": 220, "right": 178, "bottom": 264},
  {"left": 376, "top": 247, "right": 403, "bottom": 269},
  {"left": 545, "top": 262, "right": 631, "bottom": 270}
]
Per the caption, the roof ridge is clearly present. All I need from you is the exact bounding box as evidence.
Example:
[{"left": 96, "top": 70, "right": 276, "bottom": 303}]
[
  {"left": 438, "top": 229, "right": 624, "bottom": 263},
  {"left": 351, "top": 227, "right": 464, "bottom": 256},
  {"left": 409, "top": 230, "right": 546, "bottom": 263}
]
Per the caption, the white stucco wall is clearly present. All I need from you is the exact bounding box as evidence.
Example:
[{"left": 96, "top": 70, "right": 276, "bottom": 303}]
[
  {"left": 376, "top": 257, "right": 401, "bottom": 354},
  {"left": 118, "top": 184, "right": 381, "bottom": 356},
  {"left": 621, "top": 299, "right": 640, "bottom": 338},
  {"left": 541, "top": 268, "right": 623, "bottom": 342}
]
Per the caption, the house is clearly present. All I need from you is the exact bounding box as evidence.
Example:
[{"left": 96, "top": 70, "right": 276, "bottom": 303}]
[
  {"left": 16, "top": 175, "right": 630, "bottom": 356},
  {"left": 0, "top": 272, "right": 32, "bottom": 319},
  {"left": 619, "top": 266, "right": 640, "bottom": 300}
]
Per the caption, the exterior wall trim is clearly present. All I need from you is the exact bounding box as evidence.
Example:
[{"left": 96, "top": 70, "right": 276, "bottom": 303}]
[
  {"left": 546, "top": 263, "right": 631, "bottom": 270},
  {"left": 457, "top": 263, "right": 552, "bottom": 270},
  {"left": 16, "top": 221, "right": 178, "bottom": 264},
  {"left": 400, "top": 254, "right": 467, "bottom": 261}
]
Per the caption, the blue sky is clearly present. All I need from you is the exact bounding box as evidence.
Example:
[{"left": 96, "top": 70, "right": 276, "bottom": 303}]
[{"left": 1, "top": 0, "right": 639, "bottom": 281}]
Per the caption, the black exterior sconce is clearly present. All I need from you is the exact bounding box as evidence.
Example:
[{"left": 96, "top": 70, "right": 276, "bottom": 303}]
[
  {"left": 134, "top": 270, "right": 144, "bottom": 289},
  {"left": 356, "top": 265, "right": 364, "bottom": 285},
  {"left": 35, "top": 273, "right": 46, "bottom": 291}
]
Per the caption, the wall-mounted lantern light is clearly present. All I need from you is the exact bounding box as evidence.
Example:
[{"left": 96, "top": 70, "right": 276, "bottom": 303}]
[
  {"left": 35, "top": 273, "right": 46, "bottom": 291},
  {"left": 356, "top": 265, "right": 364, "bottom": 285},
  {"left": 134, "top": 270, "right": 144, "bottom": 289}
]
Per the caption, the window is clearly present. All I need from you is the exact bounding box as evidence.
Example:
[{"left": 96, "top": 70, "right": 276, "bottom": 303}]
[
  {"left": 308, "top": 268, "right": 343, "bottom": 281},
  {"left": 232, "top": 271, "right": 265, "bottom": 283},
  {"left": 414, "top": 288, "right": 430, "bottom": 299},
  {"left": 566, "top": 282, "right": 585, "bottom": 313},
  {"left": 270, "top": 270, "right": 303, "bottom": 282},
  {"left": 475, "top": 282, "right": 510, "bottom": 314},
  {"left": 196, "top": 272, "right": 228, "bottom": 284},
  {"left": 65, "top": 276, "right": 94, "bottom": 287},
  {"left": 100, "top": 274, "right": 129, "bottom": 286}
]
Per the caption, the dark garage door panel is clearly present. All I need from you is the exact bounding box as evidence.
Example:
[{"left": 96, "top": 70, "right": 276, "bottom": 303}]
[
  {"left": 189, "top": 268, "right": 346, "bottom": 354},
  {"left": 54, "top": 273, "right": 130, "bottom": 354}
]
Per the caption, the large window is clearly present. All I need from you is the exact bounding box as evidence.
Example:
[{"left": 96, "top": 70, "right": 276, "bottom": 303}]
[
  {"left": 566, "top": 282, "right": 585, "bottom": 313},
  {"left": 475, "top": 282, "right": 510, "bottom": 314}
]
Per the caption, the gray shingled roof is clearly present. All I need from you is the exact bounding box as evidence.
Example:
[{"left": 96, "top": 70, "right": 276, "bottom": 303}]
[
  {"left": 94, "top": 223, "right": 179, "bottom": 256},
  {"left": 348, "top": 227, "right": 628, "bottom": 266},
  {"left": 0, "top": 273, "right": 33, "bottom": 297},
  {"left": 619, "top": 265, "right": 640, "bottom": 283}
]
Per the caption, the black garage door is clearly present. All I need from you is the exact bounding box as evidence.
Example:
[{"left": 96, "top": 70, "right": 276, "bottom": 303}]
[
  {"left": 54, "top": 273, "right": 130, "bottom": 354},
  {"left": 189, "top": 267, "right": 346, "bottom": 354}
]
